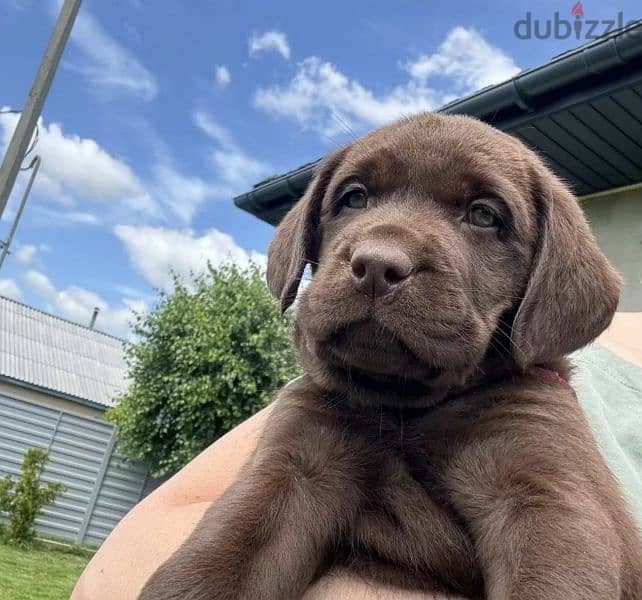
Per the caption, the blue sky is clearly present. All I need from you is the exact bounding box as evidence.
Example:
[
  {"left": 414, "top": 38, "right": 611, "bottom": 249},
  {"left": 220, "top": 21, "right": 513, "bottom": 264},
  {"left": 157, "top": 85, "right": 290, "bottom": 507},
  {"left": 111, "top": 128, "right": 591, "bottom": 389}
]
[{"left": 0, "top": 0, "right": 640, "bottom": 337}]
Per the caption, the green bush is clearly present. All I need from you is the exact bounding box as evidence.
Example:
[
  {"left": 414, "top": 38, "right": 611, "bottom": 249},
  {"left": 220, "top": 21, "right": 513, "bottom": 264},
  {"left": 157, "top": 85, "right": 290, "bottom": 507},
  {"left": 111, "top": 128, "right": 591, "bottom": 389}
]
[
  {"left": 107, "top": 263, "right": 299, "bottom": 478},
  {"left": 0, "top": 447, "right": 65, "bottom": 545}
]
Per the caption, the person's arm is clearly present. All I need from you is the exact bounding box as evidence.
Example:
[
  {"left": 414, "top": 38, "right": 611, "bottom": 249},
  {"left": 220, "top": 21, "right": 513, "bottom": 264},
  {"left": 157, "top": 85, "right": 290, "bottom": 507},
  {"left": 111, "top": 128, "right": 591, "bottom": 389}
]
[
  {"left": 72, "top": 404, "right": 450, "bottom": 600},
  {"left": 72, "top": 405, "right": 269, "bottom": 600}
]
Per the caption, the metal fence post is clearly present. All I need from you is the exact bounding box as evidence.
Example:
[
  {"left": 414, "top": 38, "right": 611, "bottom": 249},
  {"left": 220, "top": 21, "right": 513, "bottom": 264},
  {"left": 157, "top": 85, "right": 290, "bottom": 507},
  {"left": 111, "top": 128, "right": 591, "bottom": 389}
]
[
  {"left": 76, "top": 427, "right": 116, "bottom": 544},
  {"left": 45, "top": 408, "right": 63, "bottom": 452}
]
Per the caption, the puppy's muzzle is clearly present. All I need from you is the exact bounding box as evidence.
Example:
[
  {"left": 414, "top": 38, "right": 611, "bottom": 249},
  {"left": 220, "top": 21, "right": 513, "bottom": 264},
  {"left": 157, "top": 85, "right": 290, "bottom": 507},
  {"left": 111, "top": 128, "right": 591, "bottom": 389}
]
[{"left": 350, "top": 242, "right": 413, "bottom": 298}]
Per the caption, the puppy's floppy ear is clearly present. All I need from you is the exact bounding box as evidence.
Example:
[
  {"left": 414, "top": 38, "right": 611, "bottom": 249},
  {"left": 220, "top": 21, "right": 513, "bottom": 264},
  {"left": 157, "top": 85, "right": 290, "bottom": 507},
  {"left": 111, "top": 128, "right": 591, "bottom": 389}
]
[
  {"left": 267, "top": 147, "right": 348, "bottom": 311},
  {"left": 511, "top": 166, "right": 622, "bottom": 367}
]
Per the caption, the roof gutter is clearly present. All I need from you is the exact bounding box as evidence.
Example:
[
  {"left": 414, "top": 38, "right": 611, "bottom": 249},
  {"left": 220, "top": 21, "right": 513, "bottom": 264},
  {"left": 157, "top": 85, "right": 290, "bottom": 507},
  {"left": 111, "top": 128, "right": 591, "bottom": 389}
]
[
  {"left": 234, "top": 21, "right": 642, "bottom": 224},
  {"left": 439, "top": 20, "right": 642, "bottom": 120},
  {"left": 579, "top": 180, "right": 642, "bottom": 203},
  {"left": 234, "top": 161, "right": 316, "bottom": 225}
]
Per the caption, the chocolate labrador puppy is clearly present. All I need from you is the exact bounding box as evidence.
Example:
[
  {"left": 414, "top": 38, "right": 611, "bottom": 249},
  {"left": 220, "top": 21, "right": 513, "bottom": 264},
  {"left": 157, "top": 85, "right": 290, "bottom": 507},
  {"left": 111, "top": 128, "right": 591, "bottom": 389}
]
[{"left": 141, "top": 114, "right": 642, "bottom": 600}]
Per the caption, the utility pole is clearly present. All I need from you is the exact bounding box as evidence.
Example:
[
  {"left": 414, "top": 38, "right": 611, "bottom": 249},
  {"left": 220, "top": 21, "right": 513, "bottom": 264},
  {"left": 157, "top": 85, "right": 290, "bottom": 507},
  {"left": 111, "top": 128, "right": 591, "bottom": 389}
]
[{"left": 0, "top": 0, "right": 82, "bottom": 221}]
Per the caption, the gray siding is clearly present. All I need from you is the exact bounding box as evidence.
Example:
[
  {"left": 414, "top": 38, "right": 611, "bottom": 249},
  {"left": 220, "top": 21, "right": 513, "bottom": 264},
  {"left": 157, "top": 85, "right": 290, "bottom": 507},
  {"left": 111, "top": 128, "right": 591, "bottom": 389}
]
[
  {"left": 581, "top": 186, "right": 642, "bottom": 311},
  {"left": 0, "top": 392, "right": 148, "bottom": 546}
]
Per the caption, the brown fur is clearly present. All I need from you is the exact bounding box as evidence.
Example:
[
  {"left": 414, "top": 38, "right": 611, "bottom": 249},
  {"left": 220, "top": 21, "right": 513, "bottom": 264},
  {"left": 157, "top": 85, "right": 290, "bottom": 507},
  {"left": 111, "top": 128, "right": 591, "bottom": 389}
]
[{"left": 140, "top": 113, "right": 642, "bottom": 600}]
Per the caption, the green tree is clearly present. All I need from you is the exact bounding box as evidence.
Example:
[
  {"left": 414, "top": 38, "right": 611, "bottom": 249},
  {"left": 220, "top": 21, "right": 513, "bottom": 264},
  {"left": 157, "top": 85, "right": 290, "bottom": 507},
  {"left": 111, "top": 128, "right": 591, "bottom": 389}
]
[
  {"left": 0, "top": 447, "right": 65, "bottom": 544},
  {"left": 107, "top": 263, "right": 298, "bottom": 478}
]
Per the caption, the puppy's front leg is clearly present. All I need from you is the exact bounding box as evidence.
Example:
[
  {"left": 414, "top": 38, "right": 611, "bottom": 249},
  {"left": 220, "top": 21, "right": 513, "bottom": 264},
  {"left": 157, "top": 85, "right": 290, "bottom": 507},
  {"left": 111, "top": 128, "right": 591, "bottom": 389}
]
[
  {"left": 478, "top": 500, "right": 620, "bottom": 599},
  {"left": 139, "top": 393, "right": 367, "bottom": 600},
  {"left": 447, "top": 439, "right": 623, "bottom": 599}
]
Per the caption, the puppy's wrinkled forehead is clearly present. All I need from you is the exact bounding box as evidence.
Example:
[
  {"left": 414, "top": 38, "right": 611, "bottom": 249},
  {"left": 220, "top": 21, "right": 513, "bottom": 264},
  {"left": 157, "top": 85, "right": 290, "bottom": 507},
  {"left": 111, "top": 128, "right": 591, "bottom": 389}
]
[{"left": 328, "top": 115, "right": 532, "bottom": 208}]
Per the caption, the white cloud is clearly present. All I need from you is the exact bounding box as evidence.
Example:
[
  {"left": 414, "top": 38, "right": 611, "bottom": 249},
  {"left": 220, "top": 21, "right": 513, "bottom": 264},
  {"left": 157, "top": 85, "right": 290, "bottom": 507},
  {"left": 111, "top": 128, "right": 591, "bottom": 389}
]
[
  {"left": 14, "top": 242, "right": 50, "bottom": 265},
  {"left": 149, "top": 164, "right": 218, "bottom": 225},
  {"left": 192, "top": 111, "right": 236, "bottom": 148},
  {"left": 255, "top": 57, "right": 441, "bottom": 137},
  {"left": 59, "top": 1, "right": 158, "bottom": 101},
  {"left": 254, "top": 27, "right": 519, "bottom": 138},
  {"left": 5, "top": 0, "right": 30, "bottom": 10},
  {"left": 121, "top": 119, "right": 267, "bottom": 226},
  {"left": 194, "top": 111, "right": 270, "bottom": 188},
  {"left": 15, "top": 244, "right": 37, "bottom": 264},
  {"left": 36, "top": 207, "right": 103, "bottom": 226},
  {"left": 34, "top": 121, "right": 143, "bottom": 200},
  {"left": 23, "top": 269, "right": 57, "bottom": 298},
  {"left": 0, "top": 110, "right": 147, "bottom": 207},
  {"left": 210, "top": 149, "right": 268, "bottom": 188},
  {"left": 113, "top": 283, "right": 153, "bottom": 302},
  {"left": 126, "top": 113, "right": 270, "bottom": 225},
  {"left": 215, "top": 65, "right": 231, "bottom": 87},
  {"left": 249, "top": 30, "right": 290, "bottom": 60},
  {"left": 23, "top": 269, "right": 145, "bottom": 339},
  {"left": 405, "top": 27, "right": 520, "bottom": 92},
  {"left": 114, "top": 225, "right": 265, "bottom": 291},
  {"left": 0, "top": 279, "right": 21, "bottom": 301},
  {"left": 0, "top": 108, "right": 268, "bottom": 227}
]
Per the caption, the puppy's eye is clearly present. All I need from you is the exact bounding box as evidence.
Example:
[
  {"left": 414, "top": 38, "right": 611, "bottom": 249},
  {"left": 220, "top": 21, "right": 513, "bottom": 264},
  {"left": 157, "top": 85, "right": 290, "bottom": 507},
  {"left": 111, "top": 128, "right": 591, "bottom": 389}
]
[
  {"left": 466, "top": 202, "right": 500, "bottom": 228},
  {"left": 341, "top": 189, "right": 368, "bottom": 209}
]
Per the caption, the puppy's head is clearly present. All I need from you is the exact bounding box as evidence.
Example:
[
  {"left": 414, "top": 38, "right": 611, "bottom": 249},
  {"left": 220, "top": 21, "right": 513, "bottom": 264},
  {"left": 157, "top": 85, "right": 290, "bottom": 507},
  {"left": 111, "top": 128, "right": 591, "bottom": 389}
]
[{"left": 267, "top": 113, "right": 622, "bottom": 407}]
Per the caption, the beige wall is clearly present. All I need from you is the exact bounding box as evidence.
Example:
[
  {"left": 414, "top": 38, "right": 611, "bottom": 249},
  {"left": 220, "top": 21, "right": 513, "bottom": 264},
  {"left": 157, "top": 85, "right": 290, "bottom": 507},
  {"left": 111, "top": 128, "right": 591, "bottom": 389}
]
[
  {"left": 581, "top": 186, "right": 642, "bottom": 312},
  {"left": 0, "top": 380, "right": 106, "bottom": 420}
]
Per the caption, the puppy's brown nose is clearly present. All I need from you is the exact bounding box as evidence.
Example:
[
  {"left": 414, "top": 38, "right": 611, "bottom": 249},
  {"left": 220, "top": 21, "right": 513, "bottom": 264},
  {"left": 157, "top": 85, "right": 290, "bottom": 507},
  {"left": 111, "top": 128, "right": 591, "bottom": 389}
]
[{"left": 350, "top": 243, "right": 412, "bottom": 297}]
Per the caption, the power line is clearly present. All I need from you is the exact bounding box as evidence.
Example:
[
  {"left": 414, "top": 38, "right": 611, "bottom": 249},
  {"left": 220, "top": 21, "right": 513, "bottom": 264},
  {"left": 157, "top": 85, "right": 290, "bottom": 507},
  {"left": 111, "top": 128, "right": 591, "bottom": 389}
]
[
  {"left": 0, "top": 156, "right": 41, "bottom": 271},
  {"left": 0, "top": 110, "right": 40, "bottom": 170}
]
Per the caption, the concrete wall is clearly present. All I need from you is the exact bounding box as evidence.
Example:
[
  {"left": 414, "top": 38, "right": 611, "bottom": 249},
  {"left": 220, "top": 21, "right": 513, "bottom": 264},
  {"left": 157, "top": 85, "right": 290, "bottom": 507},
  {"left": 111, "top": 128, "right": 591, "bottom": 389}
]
[{"left": 581, "top": 186, "right": 642, "bottom": 312}]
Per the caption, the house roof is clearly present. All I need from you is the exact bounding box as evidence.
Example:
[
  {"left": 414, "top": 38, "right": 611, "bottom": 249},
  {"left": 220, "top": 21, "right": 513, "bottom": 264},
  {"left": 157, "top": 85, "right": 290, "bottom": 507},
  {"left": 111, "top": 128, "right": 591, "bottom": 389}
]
[
  {"left": 0, "top": 296, "right": 127, "bottom": 409},
  {"left": 235, "top": 21, "right": 642, "bottom": 225}
]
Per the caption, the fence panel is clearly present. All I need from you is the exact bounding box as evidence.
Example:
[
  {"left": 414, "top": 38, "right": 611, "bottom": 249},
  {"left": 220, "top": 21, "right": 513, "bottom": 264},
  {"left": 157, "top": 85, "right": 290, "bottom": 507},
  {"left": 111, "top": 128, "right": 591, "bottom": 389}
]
[
  {"left": 0, "top": 392, "right": 148, "bottom": 546},
  {"left": 82, "top": 450, "right": 148, "bottom": 547}
]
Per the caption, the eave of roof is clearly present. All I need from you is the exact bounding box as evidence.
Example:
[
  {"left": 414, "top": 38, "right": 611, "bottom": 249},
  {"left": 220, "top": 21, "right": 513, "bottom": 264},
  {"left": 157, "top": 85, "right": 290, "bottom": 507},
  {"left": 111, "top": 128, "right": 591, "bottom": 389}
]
[
  {"left": 0, "top": 374, "right": 108, "bottom": 412},
  {"left": 235, "top": 21, "right": 642, "bottom": 225}
]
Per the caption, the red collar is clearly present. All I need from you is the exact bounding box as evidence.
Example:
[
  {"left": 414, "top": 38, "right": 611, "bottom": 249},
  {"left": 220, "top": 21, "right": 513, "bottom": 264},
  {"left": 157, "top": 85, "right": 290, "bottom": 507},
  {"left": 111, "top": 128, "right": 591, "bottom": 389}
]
[{"left": 529, "top": 366, "right": 574, "bottom": 394}]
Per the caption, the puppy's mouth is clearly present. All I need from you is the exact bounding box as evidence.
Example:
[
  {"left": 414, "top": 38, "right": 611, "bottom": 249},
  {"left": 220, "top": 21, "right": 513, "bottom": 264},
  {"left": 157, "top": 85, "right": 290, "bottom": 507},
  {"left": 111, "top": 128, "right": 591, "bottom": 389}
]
[
  {"left": 335, "top": 365, "right": 441, "bottom": 397},
  {"left": 318, "top": 321, "right": 443, "bottom": 396}
]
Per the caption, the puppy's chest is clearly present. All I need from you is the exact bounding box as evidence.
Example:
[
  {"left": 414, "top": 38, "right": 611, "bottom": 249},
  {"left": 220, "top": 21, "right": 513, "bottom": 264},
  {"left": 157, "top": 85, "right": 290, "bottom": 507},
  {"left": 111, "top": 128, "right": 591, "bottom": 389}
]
[
  {"left": 342, "top": 415, "right": 466, "bottom": 542},
  {"left": 345, "top": 416, "right": 484, "bottom": 595},
  {"left": 362, "top": 409, "right": 467, "bottom": 487}
]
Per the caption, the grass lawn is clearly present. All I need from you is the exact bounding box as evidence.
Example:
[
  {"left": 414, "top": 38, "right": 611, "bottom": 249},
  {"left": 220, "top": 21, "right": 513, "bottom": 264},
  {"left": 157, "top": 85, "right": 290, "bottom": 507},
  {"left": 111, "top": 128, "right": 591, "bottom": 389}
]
[{"left": 0, "top": 541, "right": 90, "bottom": 600}]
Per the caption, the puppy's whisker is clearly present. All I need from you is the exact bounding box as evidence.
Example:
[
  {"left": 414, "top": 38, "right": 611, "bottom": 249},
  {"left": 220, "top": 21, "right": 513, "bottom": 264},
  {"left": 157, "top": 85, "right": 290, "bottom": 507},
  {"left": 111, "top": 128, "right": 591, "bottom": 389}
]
[
  {"left": 456, "top": 287, "right": 527, "bottom": 302},
  {"left": 491, "top": 330, "right": 520, "bottom": 356},
  {"left": 487, "top": 337, "right": 510, "bottom": 360},
  {"left": 331, "top": 109, "right": 359, "bottom": 141},
  {"left": 487, "top": 322, "right": 531, "bottom": 366},
  {"left": 304, "top": 258, "right": 326, "bottom": 268},
  {"left": 321, "top": 131, "right": 344, "bottom": 146},
  {"left": 494, "top": 318, "right": 532, "bottom": 359},
  {"left": 485, "top": 321, "right": 513, "bottom": 355},
  {"left": 423, "top": 319, "right": 469, "bottom": 358}
]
